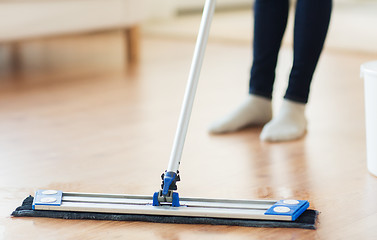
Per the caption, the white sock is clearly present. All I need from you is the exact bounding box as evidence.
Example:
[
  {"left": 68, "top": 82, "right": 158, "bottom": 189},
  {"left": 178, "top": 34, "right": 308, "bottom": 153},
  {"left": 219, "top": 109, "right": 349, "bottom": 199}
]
[
  {"left": 209, "top": 95, "right": 272, "bottom": 134},
  {"left": 260, "top": 99, "right": 307, "bottom": 142}
]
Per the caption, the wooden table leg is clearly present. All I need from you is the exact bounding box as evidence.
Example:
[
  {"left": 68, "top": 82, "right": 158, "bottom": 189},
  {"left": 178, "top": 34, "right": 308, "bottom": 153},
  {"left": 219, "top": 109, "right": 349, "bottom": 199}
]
[
  {"left": 124, "top": 25, "right": 140, "bottom": 65},
  {"left": 10, "top": 42, "right": 22, "bottom": 71}
]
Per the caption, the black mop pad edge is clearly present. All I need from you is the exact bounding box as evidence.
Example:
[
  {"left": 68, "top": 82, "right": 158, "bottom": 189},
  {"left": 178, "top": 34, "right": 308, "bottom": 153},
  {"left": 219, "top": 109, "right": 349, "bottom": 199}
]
[{"left": 11, "top": 196, "right": 318, "bottom": 229}]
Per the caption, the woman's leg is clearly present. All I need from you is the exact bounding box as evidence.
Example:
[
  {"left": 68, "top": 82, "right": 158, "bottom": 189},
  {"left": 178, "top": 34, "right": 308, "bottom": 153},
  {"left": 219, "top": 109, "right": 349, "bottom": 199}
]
[
  {"left": 209, "top": 0, "right": 289, "bottom": 134},
  {"left": 285, "top": 0, "right": 333, "bottom": 103},
  {"left": 249, "top": 0, "right": 290, "bottom": 98},
  {"left": 261, "top": 0, "right": 332, "bottom": 141}
]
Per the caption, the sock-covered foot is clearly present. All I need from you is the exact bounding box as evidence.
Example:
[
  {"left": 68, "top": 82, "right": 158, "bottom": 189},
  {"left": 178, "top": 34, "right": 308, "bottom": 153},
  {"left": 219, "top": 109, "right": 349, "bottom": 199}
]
[
  {"left": 260, "top": 99, "right": 307, "bottom": 142},
  {"left": 209, "top": 95, "right": 272, "bottom": 134}
]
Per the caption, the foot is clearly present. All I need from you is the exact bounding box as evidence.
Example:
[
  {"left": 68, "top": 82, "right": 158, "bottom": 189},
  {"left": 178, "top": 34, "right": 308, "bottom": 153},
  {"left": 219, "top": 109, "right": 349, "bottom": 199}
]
[
  {"left": 209, "top": 95, "right": 272, "bottom": 134},
  {"left": 260, "top": 99, "right": 307, "bottom": 142}
]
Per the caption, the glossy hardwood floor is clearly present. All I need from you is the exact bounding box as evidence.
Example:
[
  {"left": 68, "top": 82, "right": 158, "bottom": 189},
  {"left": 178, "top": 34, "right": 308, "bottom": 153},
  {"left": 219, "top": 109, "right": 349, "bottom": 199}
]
[{"left": 1, "top": 30, "right": 377, "bottom": 240}]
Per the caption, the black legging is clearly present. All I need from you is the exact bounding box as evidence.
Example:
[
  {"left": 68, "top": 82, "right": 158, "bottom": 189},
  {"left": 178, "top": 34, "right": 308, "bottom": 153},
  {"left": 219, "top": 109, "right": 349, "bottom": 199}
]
[{"left": 249, "top": 0, "right": 332, "bottom": 103}]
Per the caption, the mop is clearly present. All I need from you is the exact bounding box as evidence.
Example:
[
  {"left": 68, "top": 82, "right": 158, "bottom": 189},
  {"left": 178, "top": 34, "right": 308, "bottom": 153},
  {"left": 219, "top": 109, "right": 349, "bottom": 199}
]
[{"left": 12, "top": 0, "right": 318, "bottom": 229}]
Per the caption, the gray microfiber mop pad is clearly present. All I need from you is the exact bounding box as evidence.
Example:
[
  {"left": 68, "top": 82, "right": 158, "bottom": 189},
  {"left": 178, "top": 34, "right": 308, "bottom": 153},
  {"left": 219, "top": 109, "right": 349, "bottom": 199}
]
[{"left": 11, "top": 196, "right": 318, "bottom": 229}]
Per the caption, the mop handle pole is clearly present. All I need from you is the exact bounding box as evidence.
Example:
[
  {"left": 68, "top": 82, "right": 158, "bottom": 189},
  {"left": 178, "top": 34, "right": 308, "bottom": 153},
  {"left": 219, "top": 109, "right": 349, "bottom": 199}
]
[{"left": 167, "top": 0, "right": 216, "bottom": 173}]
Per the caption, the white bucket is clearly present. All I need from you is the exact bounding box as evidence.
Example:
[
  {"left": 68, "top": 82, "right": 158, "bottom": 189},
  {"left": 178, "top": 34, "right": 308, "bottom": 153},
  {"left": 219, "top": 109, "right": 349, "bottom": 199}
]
[{"left": 361, "top": 61, "right": 377, "bottom": 177}]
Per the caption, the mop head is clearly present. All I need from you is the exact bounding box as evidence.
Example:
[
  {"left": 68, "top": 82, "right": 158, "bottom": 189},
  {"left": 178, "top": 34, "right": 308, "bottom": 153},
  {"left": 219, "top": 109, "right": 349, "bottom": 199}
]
[{"left": 11, "top": 196, "right": 318, "bottom": 229}]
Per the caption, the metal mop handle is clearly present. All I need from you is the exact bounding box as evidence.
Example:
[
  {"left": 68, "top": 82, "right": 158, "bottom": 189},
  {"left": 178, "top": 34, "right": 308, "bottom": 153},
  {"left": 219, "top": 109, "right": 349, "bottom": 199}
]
[
  {"left": 161, "top": 0, "right": 216, "bottom": 195},
  {"left": 168, "top": 0, "right": 216, "bottom": 172}
]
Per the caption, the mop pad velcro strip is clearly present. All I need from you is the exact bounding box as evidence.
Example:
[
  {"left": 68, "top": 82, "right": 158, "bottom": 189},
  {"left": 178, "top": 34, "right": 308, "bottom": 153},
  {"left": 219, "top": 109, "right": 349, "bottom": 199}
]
[{"left": 12, "top": 196, "right": 318, "bottom": 229}]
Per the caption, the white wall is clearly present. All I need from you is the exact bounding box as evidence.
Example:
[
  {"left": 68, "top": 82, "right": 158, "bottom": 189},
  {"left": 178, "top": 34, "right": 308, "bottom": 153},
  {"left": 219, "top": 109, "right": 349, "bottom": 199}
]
[
  {"left": 145, "top": 0, "right": 366, "bottom": 19},
  {"left": 176, "top": 0, "right": 252, "bottom": 10},
  {"left": 144, "top": 0, "right": 176, "bottom": 19},
  {"left": 145, "top": 0, "right": 252, "bottom": 19},
  {"left": 174, "top": 0, "right": 363, "bottom": 11}
]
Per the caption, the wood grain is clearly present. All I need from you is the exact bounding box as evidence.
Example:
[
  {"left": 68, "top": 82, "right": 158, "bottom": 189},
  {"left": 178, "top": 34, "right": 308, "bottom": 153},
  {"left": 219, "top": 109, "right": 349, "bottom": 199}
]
[{"left": 0, "top": 30, "right": 377, "bottom": 240}]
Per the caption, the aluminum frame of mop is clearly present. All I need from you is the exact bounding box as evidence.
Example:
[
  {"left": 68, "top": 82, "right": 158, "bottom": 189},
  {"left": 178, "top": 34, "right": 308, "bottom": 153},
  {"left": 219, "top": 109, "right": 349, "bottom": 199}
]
[{"left": 33, "top": 190, "right": 309, "bottom": 221}]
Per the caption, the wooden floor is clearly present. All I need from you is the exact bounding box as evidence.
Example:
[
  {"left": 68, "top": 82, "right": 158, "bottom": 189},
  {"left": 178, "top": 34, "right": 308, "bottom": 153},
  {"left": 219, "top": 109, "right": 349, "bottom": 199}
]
[{"left": 1, "top": 29, "right": 377, "bottom": 239}]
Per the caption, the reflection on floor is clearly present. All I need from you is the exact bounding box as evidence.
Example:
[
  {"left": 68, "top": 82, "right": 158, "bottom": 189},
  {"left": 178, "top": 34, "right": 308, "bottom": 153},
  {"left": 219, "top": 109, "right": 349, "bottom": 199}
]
[{"left": 1, "top": 4, "right": 377, "bottom": 240}]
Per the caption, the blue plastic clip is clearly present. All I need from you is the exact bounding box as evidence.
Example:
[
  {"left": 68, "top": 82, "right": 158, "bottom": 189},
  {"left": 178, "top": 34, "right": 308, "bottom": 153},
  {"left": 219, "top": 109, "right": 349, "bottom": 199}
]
[
  {"left": 264, "top": 200, "right": 309, "bottom": 221},
  {"left": 32, "top": 190, "right": 63, "bottom": 210},
  {"left": 152, "top": 192, "right": 160, "bottom": 206},
  {"left": 152, "top": 171, "right": 180, "bottom": 207},
  {"left": 171, "top": 192, "right": 180, "bottom": 207},
  {"left": 162, "top": 172, "right": 177, "bottom": 195},
  {"left": 152, "top": 191, "right": 180, "bottom": 207}
]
